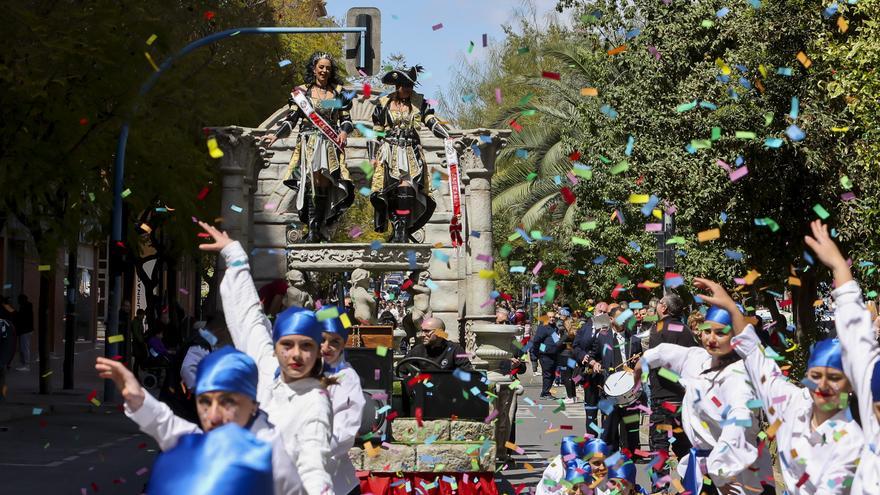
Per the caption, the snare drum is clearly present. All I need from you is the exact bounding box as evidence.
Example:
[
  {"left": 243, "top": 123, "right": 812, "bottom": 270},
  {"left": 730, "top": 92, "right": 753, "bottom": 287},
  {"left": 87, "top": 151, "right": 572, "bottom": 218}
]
[{"left": 603, "top": 370, "right": 640, "bottom": 406}]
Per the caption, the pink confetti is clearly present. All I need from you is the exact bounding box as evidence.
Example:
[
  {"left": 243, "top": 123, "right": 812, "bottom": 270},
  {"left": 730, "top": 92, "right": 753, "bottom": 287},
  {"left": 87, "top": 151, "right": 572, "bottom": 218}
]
[
  {"left": 476, "top": 253, "right": 493, "bottom": 263},
  {"left": 432, "top": 23, "right": 443, "bottom": 31},
  {"left": 532, "top": 261, "right": 543, "bottom": 275},
  {"left": 136, "top": 467, "right": 149, "bottom": 476},
  {"left": 772, "top": 395, "right": 787, "bottom": 404},
  {"left": 370, "top": 392, "right": 388, "bottom": 401},
  {"left": 494, "top": 88, "right": 502, "bottom": 104},
  {"left": 566, "top": 172, "right": 579, "bottom": 185},
  {"left": 841, "top": 192, "right": 856, "bottom": 201},
  {"left": 374, "top": 369, "right": 381, "bottom": 381},
  {"left": 667, "top": 323, "right": 684, "bottom": 332},
  {"left": 729, "top": 166, "right": 749, "bottom": 182},
  {"left": 178, "top": 288, "right": 189, "bottom": 295},
  {"left": 647, "top": 45, "right": 661, "bottom": 60},
  {"left": 349, "top": 226, "right": 363, "bottom": 238},
  {"left": 484, "top": 409, "right": 499, "bottom": 424},
  {"left": 264, "top": 202, "right": 277, "bottom": 210},
  {"left": 716, "top": 159, "right": 732, "bottom": 173},
  {"left": 734, "top": 277, "right": 746, "bottom": 285},
  {"left": 645, "top": 223, "right": 663, "bottom": 232}
]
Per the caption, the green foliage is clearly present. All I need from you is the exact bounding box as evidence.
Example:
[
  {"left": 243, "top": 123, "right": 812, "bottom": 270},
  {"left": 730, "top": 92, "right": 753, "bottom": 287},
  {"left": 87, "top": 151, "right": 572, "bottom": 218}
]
[{"left": 0, "top": 0, "right": 341, "bottom": 262}]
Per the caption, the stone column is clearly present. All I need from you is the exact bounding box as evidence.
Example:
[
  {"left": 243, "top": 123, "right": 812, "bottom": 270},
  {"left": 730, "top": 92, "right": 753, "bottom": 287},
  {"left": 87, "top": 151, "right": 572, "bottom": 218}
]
[{"left": 455, "top": 129, "right": 515, "bottom": 380}]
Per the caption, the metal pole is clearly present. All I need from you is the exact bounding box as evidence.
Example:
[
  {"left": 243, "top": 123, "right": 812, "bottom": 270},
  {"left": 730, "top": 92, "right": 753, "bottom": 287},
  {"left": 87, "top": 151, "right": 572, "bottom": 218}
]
[
  {"left": 104, "top": 27, "right": 365, "bottom": 401},
  {"left": 359, "top": 30, "right": 366, "bottom": 71}
]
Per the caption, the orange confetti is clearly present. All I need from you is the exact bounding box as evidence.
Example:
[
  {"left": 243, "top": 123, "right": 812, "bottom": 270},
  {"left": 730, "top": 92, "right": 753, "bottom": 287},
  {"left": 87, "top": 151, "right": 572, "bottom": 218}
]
[
  {"left": 580, "top": 87, "right": 599, "bottom": 97},
  {"left": 796, "top": 51, "right": 812, "bottom": 69},
  {"left": 607, "top": 45, "right": 627, "bottom": 56},
  {"left": 837, "top": 17, "right": 849, "bottom": 33},
  {"left": 697, "top": 228, "right": 720, "bottom": 243},
  {"left": 788, "top": 276, "right": 802, "bottom": 287}
]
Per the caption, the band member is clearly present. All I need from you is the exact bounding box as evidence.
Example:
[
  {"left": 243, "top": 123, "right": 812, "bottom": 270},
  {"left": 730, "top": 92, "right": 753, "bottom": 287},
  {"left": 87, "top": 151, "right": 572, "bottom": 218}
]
[
  {"left": 265, "top": 52, "right": 354, "bottom": 242},
  {"left": 799, "top": 220, "right": 877, "bottom": 493},
  {"left": 369, "top": 65, "right": 451, "bottom": 242},
  {"left": 573, "top": 311, "right": 604, "bottom": 429},
  {"left": 589, "top": 307, "right": 642, "bottom": 454},
  {"left": 147, "top": 422, "right": 274, "bottom": 494},
  {"left": 199, "top": 222, "right": 333, "bottom": 495},
  {"left": 634, "top": 306, "right": 774, "bottom": 495},
  {"left": 322, "top": 309, "right": 366, "bottom": 495},
  {"left": 96, "top": 347, "right": 301, "bottom": 494},
  {"left": 706, "top": 278, "right": 862, "bottom": 493}
]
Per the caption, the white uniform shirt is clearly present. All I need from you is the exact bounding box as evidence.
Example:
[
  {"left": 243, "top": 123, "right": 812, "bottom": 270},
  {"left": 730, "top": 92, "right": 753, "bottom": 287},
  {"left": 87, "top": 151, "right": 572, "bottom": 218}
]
[
  {"left": 126, "top": 391, "right": 302, "bottom": 495},
  {"left": 832, "top": 280, "right": 880, "bottom": 495},
  {"left": 642, "top": 344, "right": 773, "bottom": 494},
  {"left": 327, "top": 364, "right": 365, "bottom": 495},
  {"left": 221, "top": 241, "right": 334, "bottom": 495},
  {"left": 180, "top": 345, "right": 210, "bottom": 389},
  {"left": 536, "top": 455, "right": 566, "bottom": 495},
  {"left": 732, "top": 325, "right": 862, "bottom": 494}
]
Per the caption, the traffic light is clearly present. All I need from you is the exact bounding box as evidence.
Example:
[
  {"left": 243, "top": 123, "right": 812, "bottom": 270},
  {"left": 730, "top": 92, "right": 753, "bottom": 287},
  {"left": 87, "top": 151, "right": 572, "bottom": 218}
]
[{"left": 345, "top": 7, "right": 381, "bottom": 76}]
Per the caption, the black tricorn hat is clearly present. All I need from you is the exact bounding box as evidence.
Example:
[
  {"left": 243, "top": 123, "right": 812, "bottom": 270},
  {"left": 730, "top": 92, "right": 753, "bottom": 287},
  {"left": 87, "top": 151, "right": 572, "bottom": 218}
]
[{"left": 381, "top": 65, "right": 423, "bottom": 87}]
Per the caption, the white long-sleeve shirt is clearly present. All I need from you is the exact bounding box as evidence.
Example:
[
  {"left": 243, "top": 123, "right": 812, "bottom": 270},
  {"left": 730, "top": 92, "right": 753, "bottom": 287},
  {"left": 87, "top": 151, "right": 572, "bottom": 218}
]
[
  {"left": 125, "top": 391, "right": 302, "bottom": 494},
  {"left": 180, "top": 344, "right": 210, "bottom": 389},
  {"left": 221, "top": 241, "right": 334, "bottom": 495},
  {"left": 642, "top": 344, "right": 774, "bottom": 494},
  {"left": 832, "top": 280, "right": 880, "bottom": 495},
  {"left": 535, "top": 455, "right": 567, "bottom": 495},
  {"left": 731, "top": 325, "right": 862, "bottom": 494},
  {"left": 327, "top": 365, "right": 365, "bottom": 495}
]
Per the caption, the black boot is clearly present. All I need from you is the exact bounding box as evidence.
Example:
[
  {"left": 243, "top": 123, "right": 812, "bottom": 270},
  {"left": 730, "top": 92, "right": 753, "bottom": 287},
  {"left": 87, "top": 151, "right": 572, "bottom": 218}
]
[
  {"left": 392, "top": 214, "right": 409, "bottom": 243},
  {"left": 307, "top": 188, "right": 328, "bottom": 243},
  {"left": 391, "top": 185, "right": 415, "bottom": 243}
]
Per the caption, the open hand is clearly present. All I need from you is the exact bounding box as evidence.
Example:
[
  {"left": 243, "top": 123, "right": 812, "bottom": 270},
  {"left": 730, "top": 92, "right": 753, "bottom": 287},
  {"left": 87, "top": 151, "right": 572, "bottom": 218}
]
[
  {"left": 337, "top": 131, "right": 348, "bottom": 148},
  {"left": 197, "top": 221, "right": 233, "bottom": 252},
  {"left": 95, "top": 357, "right": 145, "bottom": 411},
  {"left": 693, "top": 278, "right": 737, "bottom": 312},
  {"left": 804, "top": 220, "right": 853, "bottom": 285}
]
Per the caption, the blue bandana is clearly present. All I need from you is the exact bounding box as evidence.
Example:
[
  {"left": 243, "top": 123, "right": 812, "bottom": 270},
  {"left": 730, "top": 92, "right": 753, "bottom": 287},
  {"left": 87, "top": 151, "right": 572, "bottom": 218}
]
[
  {"left": 607, "top": 461, "right": 636, "bottom": 485},
  {"left": 871, "top": 360, "right": 880, "bottom": 401},
  {"left": 584, "top": 438, "right": 609, "bottom": 457},
  {"left": 273, "top": 306, "right": 323, "bottom": 345},
  {"left": 148, "top": 423, "right": 273, "bottom": 495},
  {"left": 560, "top": 436, "right": 582, "bottom": 459},
  {"left": 564, "top": 458, "right": 589, "bottom": 483},
  {"left": 705, "top": 306, "right": 732, "bottom": 326},
  {"left": 195, "top": 347, "right": 259, "bottom": 401},
  {"left": 807, "top": 338, "right": 844, "bottom": 372},
  {"left": 322, "top": 306, "right": 350, "bottom": 342}
]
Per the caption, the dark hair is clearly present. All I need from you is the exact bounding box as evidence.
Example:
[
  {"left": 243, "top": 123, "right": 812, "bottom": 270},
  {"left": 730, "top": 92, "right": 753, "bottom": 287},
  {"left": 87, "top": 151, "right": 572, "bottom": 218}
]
[
  {"left": 660, "top": 294, "right": 685, "bottom": 317},
  {"left": 303, "top": 52, "right": 344, "bottom": 89}
]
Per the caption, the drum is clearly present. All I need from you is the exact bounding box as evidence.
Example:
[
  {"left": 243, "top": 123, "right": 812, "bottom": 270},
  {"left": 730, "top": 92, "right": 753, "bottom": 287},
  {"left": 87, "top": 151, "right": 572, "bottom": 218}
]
[{"left": 603, "top": 370, "right": 639, "bottom": 406}]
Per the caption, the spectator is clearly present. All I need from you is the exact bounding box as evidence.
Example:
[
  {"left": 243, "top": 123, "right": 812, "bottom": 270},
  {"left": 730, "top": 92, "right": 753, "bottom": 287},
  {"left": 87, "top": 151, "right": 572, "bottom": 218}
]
[
  {"left": 130, "top": 308, "right": 148, "bottom": 377},
  {"left": 647, "top": 293, "right": 696, "bottom": 475},
  {"left": 405, "top": 317, "right": 472, "bottom": 371},
  {"left": 147, "top": 328, "right": 172, "bottom": 359},
  {"left": 159, "top": 314, "right": 220, "bottom": 423},
  {"left": 0, "top": 299, "right": 15, "bottom": 398},
  {"left": 532, "top": 311, "right": 562, "bottom": 400},
  {"left": 14, "top": 294, "right": 33, "bottom": 371}
]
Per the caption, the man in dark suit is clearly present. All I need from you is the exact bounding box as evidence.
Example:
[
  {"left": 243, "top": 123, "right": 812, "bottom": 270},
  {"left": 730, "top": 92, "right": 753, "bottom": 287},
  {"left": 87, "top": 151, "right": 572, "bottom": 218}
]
[
  {"left": 531, "top": 311, "right": 562, "bottom": 400},
  {"left": 590, "top": 306, "right": 642, "bottom": 454},
  {"left": 647, "top": 294, "right": 696, "bottom": 473},
  {"left": 573, "top": 312, "right": 601, "bottom": 428}
]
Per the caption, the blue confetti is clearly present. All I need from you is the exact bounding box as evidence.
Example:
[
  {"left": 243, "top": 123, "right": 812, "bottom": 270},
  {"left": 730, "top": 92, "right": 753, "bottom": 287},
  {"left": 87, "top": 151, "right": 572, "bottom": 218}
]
[
  {"left": 764, "top": 138, "right": 784, "bottom": 148},
  {"left": 370, "top": 240, "right": 383, "bottom": 250},
  {"left": 625, "top": 135, "right": 635, "bottom": 156},
  {"left": 593, "top": 255, "right": 607, "bottom": 264},
  {"left": 716, "top": 7, "right": 730, "bottom": 17},
  {"left": 641, "top": 194, "right": 660, "bottom": 217},
  {"left": 777, "top": 67, "right": 793, "bottom": 76},
  {"left": 786, "top": 124, "right": 806, "bottom": 142},
  {"left": 724, "top": 249, "right": 743, "bottom": 261},
  {"left": 699, "top": 101, "right": 718, "bottom": 110},
  {"left": 600, "top": 104, "right": 619, "bottom": 119},
  {"left": 515, "top": 149, "right": 528, "bottom": 158},
  {"left": 789, "top": 96, "right": 800, "bottom": 120},
  {"left": 278, "top": 59, "right": 292, "bottom": 67}
]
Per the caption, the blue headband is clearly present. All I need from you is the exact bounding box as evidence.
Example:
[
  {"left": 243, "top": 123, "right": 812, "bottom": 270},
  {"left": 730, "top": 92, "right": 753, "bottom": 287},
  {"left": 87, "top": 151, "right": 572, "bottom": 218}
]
[
  {"left": 147, "top": 423, "right": 273, "bottom": 495},
  {"left": 273, "top": 306, "right": 323, "bottom": 345},
  {"left": 872, "top": 360, "right": 880, "bottom": 402},
  {"left": 607, "top": 461, "right": 636, "bottom": 485},
  {"left": 564, "top": 458, "right": 589, "bottom": 483},
  {"left": 584, "top": 438, "right": 610, "bottom": 457},
  {"left": 322, "top": 306, "right": 349, "bottom": 342},
  {"left": 807, "top": 338, "right": 844, "bottom": 372},
  {"left": 195, "top": 347, "right": 258, "bottom": 401},
  {"left": 560, "top": 436, "right": 582, "bottom": 459},
  {"left": 705, "top": 306, "right": 732, "bottom": 326}
]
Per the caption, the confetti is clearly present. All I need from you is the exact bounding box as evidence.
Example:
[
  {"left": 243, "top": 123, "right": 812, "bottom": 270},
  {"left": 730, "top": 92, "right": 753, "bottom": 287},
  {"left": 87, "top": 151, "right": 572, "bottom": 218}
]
[
  {"left": 541, "top": 71, "right": 561, "bottom": 80},
  {"left": 580, "top": 87, "right": 598, "bottom": 96},
  {"left": 121, "top": 188, "right": 132, "bottom": 198},
  {"left": 107, "top": 334, "right": 124, "bottom": 344},
  {"left": 697, "top": 228, "right": 720, "bottom": 243},
  {"left": 206, "top": 136, "right": 224, "bottom": 158},
  {"left": 278, "top": 59, "right": 292, "bottom": 67},
  {"left": 432, "top": 23, "right": 444, "bottom": 31},
  {"left": 796, "top": 51, "right": 812, "bottom": 68}
]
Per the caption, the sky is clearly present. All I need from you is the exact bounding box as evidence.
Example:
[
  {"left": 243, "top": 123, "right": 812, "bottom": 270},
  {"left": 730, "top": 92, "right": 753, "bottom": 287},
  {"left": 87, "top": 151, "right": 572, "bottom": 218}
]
[{"left": 325, "top": 0, "right": 566, "bottom": 101}]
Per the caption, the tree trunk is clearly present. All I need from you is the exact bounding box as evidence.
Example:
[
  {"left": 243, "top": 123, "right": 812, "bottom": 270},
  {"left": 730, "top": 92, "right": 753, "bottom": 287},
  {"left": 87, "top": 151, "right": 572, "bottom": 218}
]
[
  {"left": 791, "top": 268, "right": 819, "bottom": 377},
  {"left": 63, "top": 246, "right": 78, "bottom": 389},
  {"left": 38, "top": 269, "right": 51, "bottom": 394}
]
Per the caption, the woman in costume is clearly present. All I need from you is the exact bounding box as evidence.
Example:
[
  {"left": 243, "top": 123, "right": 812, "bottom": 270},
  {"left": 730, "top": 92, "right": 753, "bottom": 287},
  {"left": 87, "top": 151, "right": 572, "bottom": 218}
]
[
  {"left": 369, "top": 65, "right": 451, "bottom": 242},
  {"left": 694, "top": 272, "right": 863, "bottom": 494},
  {"left": 321, "top": 310, "right": 366, "bottom": 495},
  {"left": 633, "top": 306, "right": 774, "bottom": 495},
  {"left": 782, "top": 220, "right": 876, "bottom": 493},
  {"left": 266, "top": 52, "right": 354, "bottom": 242},
  {"left": 199, "top": 221, "right": 334, "bottom": 495},
  {"left": 536, "top": 437, "right": 610, "bottom": 495},
  {"left": 96, "top": 347, "right": 301, "bottom": 494}
]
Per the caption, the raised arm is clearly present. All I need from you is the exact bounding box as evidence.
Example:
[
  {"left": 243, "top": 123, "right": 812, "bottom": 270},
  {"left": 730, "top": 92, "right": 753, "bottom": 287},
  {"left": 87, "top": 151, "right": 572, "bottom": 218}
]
[
  {"left": 638, "top": 342, "right": 704, "bottom": 380},
  {"left": 198, "top": 222, "right": 278, "bottom": 400},
  {"left": 730, "top": 325, "right": 798, "bottom": 431},
  {"left": 96, "top": 357, "right": 200, "bottom": 451},
  {"left": 806, "top": 219, "right": 880, "bottom": 437},
  {"left": 419, "top": 97, "right": 450, "bottom": 139}
]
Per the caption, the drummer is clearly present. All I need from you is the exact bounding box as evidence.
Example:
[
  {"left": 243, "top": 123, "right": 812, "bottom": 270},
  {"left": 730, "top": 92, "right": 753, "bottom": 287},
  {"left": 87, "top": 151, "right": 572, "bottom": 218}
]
[
  {"left": 634, "top": 305, "right": 774, "bottom": 495},
  {"left": 586, "top": 307, "right": 642, "bottom": 455}
]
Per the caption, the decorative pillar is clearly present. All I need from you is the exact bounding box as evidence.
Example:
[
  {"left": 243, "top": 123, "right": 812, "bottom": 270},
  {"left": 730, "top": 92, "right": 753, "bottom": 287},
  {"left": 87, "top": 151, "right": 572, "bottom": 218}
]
[{"left": 455, "top": 129, "right": 516, "bottom": 381}]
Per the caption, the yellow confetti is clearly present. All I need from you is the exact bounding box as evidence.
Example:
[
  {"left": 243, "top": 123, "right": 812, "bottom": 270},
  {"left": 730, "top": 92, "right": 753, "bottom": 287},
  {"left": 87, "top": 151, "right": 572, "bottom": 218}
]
[
  {"left": 796, "top": 51, "right": 812, "bottom": 69},
  {"left": 434, "top": 330, "right": 449, "bottom": 339},
  {"left": 837, "top": 16, "right": 849, "bottom": 33},
  {"left": 478, "top": 269, "right": 496, "bottom": 279},
  {"left": 340, "top": 313, "right": 352, "bottom": 329},
  {"left": 697, "top": 228, "right": 720, "bottom": 243},
  {"left": 628, "top": 194, "right": 650, "bottom": 204},
  {"left": 580, "top": 87, "right": 598, "bottom": 97},
  {"left": 140, "top": 223, "right": 152, "bottom": 233},
  {"left": 206, "top": 136, "right": 224, "bottom": 158},
  {"left": 715, "top": 58, "right": 732, "bottom": 75},
  {"left": 812, "top": 299, "right": 824, "bottom": 307},
  {"left": 107, "top": 334, "right": 124, "bottom": 344},
  {"left": 640, "top": 280, "right": 660, "bottom": 289},
  {"left": 524, "top": 462, "right": 535, "bottom": 471},
  {"left": 38, "top": 265, "right": 51, "bottom": 272},
  {"left": 744, "top": 269, "right": 761, "bottom": 285},
  {"left": 786, "top": 343, "right": 798, "bottom": 353},
  {"left": 607, "top": 44, "right": 627, "bottom": 56},
  {"left": 758, "top": 64, "right": 768, "bottom": 78},
  {"left": 766, "top": 418, "right": 782, "bottom": 439},
  {"left": 90, "top": 398, "right": 102, "bottom": 407},
  {"left": 144, "top": 52, "right": 160, "bottom": 72},
  {"left": 831, "top": 127, "right": 849, "bottom": 132},
  {"left": 652, "top": 209, "right": 662, "bottom": 219},
  {"left": 788, "top": 276, "right": 802, "bottom": 287},
  {"left": 146, "top": 34, "right": 158, "bottom": 45}
]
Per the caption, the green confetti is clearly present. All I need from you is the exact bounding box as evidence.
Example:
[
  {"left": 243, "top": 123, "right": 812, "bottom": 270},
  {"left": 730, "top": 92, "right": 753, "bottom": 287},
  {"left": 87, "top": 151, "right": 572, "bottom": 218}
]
[
  {"left": 813, "top": 204, "right": 830, "bottom": 220},
  {"left": 701, "top": 20, "right": 715, "bottom": 27},
  {"left": 691, "top": 139, "right": 712, "bottom": 149},
  {"left": 376, "top": 346, "right": 388, "bottom": 357},
  {"left": 526, "top": 172, "right": 538, "bottom": 181},
  {"left": 866, "top": 290, "right": 878, "bottom": 298},
  {"left": 735, "top": 131, "right": 757, "bottom": 139},
  {"left": 665, "top": 236, "right": 686, "bottom": 245},
  {"left": 763, "top": 112, "right": 774, "bottom": 126},
  {"left": 711, "top": 127, "right": 721, "bottom": 141},
  {"left": 675, "top": 101, "right": 698, "bottom": 112},
  {"left": 840, "top": 176, "right": 852, "bottom": 190},
  {"left": 121, "top": 188, "right": 132, "bottom": 198},
  {"left": 657, "top": 367, "right": 680, "bottom": 383},
  {"left": 88, "top": 192, "right": 96, "bottom": 202},
  {"left": 544, "top": 279, "right": 557, "bottom": 303},
  {"left": 517, "top": 47, "right": 530, "bottom": 54},
  {"left": 580, "top": 221, "right": 597, "bottom": 231},
  {"left": 598, "top": 155, "right": 611, "bottom": 164},
  {"left": 518, "top": 93, "right": 534, "bottom": 106},
  {"left": 610, "top": 161, "right": 629, "bottom": 175},
  {"left": 500, "top": 243, "right": 513, "bottom": 258},
  {"left": 467, "top": 41, "right": 475, "bottom": 54},
  {"left": 572, "top": 236, "right": 590, "bottom": 246}
]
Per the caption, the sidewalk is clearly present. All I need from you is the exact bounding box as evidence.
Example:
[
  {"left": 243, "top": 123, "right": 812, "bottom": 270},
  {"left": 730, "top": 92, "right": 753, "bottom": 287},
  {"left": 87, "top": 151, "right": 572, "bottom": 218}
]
[{"left": 0, "top": 341, "right": 114, "bottom": 423}]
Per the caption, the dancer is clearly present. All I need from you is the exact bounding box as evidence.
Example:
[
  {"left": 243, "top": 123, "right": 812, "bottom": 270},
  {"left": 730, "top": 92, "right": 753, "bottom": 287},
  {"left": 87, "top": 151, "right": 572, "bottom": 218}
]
[
  {"left": 694, "top": 274, "right": 862, "bottom": 494},
  {"left": 803, "top": 220, "right": 878, "bottom": 494},
  {"left": 96, "top": 347, "right": 301, "bottom": 494},
  {"left": 536, "top": 437, "right": 610, "bottom": 495},
  {"left": 265, "top": 52, "right": 354, "bottom": 242},
  {"left": 604, "top": 461, "right": 645, "bottom": 495},
  {"left": 634, "top": 306, "right": 774, "bottom": 495},
  {"left": 199, "top": 221, "right": 334, "bottom": 495},
  {"left": 322, "top": 309, "right": 366, "bottom": 495},
  {"left": 369, "top": 65, "right": 451, "bottom": 242}
]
